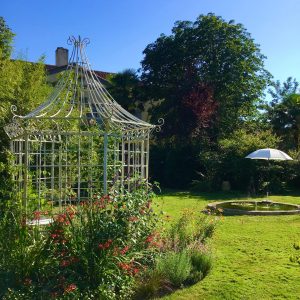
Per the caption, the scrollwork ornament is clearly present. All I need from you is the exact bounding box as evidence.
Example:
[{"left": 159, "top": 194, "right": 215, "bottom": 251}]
[
  {"left": 4, "top": 121, "right": 25, "bottom": 139},
  {"left": 155, "top": 118, "right": 164, "bottom": 132},
  {"left": 67, "top": 36, "right": 90, "bottom": 48},
  {"left": 10, "top": 105, "right": 18, "bottom": 116}
]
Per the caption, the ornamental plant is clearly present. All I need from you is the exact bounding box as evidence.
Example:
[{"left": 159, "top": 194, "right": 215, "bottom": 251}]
[
  {"left": 0, "top": 181, "right": 162, "bottom": 299},
  {"left": 134, "top": 211, "right": 216, "bottom": 299}
]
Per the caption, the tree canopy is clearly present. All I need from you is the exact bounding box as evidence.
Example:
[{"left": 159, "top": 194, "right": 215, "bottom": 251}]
[
  {"left": 141, "top": 13, "right": 270, "bottom": 141},
  {"left": 0, "top": 17, "right": 51, "bottom": 198},
  {"left": 0, "top": 17, "right": 14, "bottom": 59},
  {"left": 107, "top": 69, "right": 144, "bottom": 115},
  {"left": 267, "top": 78, "right": 300, "bottom": 152}
]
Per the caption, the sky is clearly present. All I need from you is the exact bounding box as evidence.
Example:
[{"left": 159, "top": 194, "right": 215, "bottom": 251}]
[{"left": 1, "top": 0, "right": 300, "bottom": 86}]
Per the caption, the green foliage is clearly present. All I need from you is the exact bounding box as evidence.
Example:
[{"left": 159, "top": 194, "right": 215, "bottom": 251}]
[
  {"left": 150, "top": 144, "right": 199, "bottom": 188},
  {"left": 0, "top": 17, "right": 52, "bottom": 203},
  {"left": 133, "top": 269, "right": 172, "bottom": 299},
  {"left": 108, "top": 69, "right": 144, "bottom": 115},
  {"left": 0, "top": 184, "right": 161, "bottom": 299},
  {"left": 187, "top": 251, "right": 212, "bottom": 284},
  {"left": 0, "top": 16, "right": 15, "bottom": 59},
  {"left": 156, "top": 251, "right": 192, "bottom": 287},
  {"left": 134, "top": 210, "right": 215, "bottom": 298},
  {"left": 154, "top": 191, "right": 300, "bottom": 300},
  {"left": 0, "top": 209, "right": 51, "bottom": 297},
  {"left": 269, "top": 92, "right": 300, "bottom": 151},
  {"left": 142, "top": 13, "right": 270, "bottom": 140},
  {"left": 165, "top": 211, "right": 216, "bottom": 251},
  {"left": 219, "top": 128, "right": 280, "bottom": 157},
  {"left": 217, "top": 128, "right": 281, "bottom": 191},
  {"left": 263, "top": 77, "right": 300, "bottom": 190},
  {"left": 143, "top": 13, "right": 272, "bottom": 190}
]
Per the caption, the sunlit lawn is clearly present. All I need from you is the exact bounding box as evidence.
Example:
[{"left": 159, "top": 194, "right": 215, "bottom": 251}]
[{"left": 153, "top": 191, "right": 300, "bottom": 300}]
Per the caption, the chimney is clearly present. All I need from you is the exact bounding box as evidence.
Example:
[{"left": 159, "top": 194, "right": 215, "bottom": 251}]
[{"left": 55, "top": 47, "right": 69, "bottom": 66}]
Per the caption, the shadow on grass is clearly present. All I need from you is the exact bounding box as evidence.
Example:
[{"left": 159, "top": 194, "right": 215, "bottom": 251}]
[
  {"left": 158, "top": 188, "right": 247, "bottom": 202},
  {"left": 158, "top": 188, "right": 300, "bottom": 202}
]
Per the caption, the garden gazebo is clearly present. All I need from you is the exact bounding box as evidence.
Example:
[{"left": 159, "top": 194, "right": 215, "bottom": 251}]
[{"left": 4, "top": 36, "right": 159, "bottom": 212}]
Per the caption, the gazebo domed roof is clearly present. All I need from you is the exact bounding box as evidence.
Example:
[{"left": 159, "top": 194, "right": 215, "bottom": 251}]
[{"left": 10, "top": 36, "right": 156, "bottom": 132}]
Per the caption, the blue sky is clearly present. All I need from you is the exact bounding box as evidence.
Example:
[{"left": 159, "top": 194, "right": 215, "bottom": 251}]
[{"left": 2, "top": 0, "right": 300, "bottom": 85}]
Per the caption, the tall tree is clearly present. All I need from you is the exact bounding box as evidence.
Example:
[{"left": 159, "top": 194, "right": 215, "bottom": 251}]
[
  {"left": 0, "top": 17, "right": 15, "bottom": 59},
  {"left": 141, "top": 13, "right": 270, "bottom": 142},
  {"left": 266, "top": 78, "right": 300, "bottom": 152},
  {"left": 0, "top": 18, "right": 51, "bottom": 199},
  {"left": 108, "top": 69, "right": 144, "bottom": 116},
  {"left": 268, "top": 77, "right": 299, "bottom": 105}
]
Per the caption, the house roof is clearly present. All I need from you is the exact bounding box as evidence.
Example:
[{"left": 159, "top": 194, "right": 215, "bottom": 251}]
[{"left": 45, "top": 64, "right": 113, "bottom": 85}]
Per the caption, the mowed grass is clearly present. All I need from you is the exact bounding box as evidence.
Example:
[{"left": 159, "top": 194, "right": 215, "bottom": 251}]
[{"left": 153, "top": 191, "right": 300, "bottom": 300}]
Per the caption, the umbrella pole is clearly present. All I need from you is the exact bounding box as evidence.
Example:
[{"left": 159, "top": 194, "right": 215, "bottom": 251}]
[{"left": 267, "top": 159, "right": 270, "bottom": 199}]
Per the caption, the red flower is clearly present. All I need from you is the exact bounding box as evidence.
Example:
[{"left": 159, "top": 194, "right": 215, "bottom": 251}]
[
  {"left": 118, "top": 261, "right": 139, "bottom": 276},
  {"left": 98, "top": 239, "right": 113, "bottom": 250},
  {"left": 64, "top": 283, "right": 77, "bottom": 294},
  {"left": 33, "top": 211, "right": 41, "bottom": 220},
  {"left": 132, "top": 268, "right": 139, "bottom": 275},
  {"left": 54, "top": 213, "right": 71, "bottom": 225},
  {"left": 128, "top": 216, "right": 138, "bottom": 222},
  {"left": 145, "top": 234, "right": 154, "bottom": 243},
  {"left": 60, "top": 260, "right": 71, "bottom": 267},
  {"left": 70, "top": 256, "right": 79, "bottom": 263},
  {"left": 118, "top": 262, "right": 131, "bottom": 271},
  {"left": 120, "top": 245, "right": 130, "bottom": 255},
  {"left": 23, "top": 278, "right": 32, "bottom": 286}
]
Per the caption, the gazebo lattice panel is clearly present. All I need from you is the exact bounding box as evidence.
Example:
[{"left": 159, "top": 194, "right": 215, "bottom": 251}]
[{"left": 4, "top": 36, "right": 161, "bottom": 212}]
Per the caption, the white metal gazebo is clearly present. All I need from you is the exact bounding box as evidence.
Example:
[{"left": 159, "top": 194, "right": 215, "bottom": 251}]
[{"left": 4, "top": 36, "right": 161, "bottom": 212}]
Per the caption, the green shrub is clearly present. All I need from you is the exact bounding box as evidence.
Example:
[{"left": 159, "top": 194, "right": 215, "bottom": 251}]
[
  {"left": 133, "top": 209, "right": 216, "bottom": 298},
  {"left": 196, "top": 216, "right": 216, "bottom": 242},
  {"left": 187, "top": 250, "right": 212, "bottom": 284},
  {"left": 0, "top": 182, "right": 161, "bottom": 299},
  {"left": 156, "top": 251, "right": 192, "bottom": 287},
  {"left": 134, "top": 269, "right": 172, "bottom": 300},
  {"left": 165, "top": 211, "right": 217, "bottom": 252},
  {"left": 190, "top": 251, "right": 212, "bottom": 276}
]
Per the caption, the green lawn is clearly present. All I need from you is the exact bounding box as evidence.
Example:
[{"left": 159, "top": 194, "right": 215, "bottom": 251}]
[{"left": 153, "top": 191, "right": 300, "bottom": 300}]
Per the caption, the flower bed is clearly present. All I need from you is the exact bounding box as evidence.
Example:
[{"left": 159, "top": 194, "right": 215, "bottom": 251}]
[{"left": 0, "top": 184, "right": 216, "bottom": 299}]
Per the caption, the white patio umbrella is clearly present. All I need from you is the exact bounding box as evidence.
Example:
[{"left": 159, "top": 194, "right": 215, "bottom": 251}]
[
  {"left": 245, "top": 148, "right": 293, "bottom": 161},
  {"left": 245, "top": 148, "right": 293, "bottom": 198}
]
